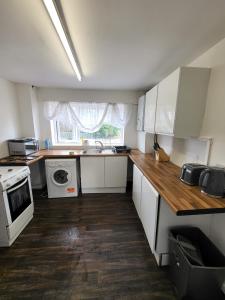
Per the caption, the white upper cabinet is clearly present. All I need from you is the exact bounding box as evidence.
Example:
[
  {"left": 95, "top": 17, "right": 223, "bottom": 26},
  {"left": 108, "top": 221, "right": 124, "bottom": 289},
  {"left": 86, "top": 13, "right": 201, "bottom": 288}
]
[
  {"left": 144, "top": 85, "right": 158, "bottom": 133},
  {"left": 155, "top": 67, "right": 210, "bottom": 138},
  {"left": 155, "top": 69, "right": 180, "bottom": 135},
  {"left": 137, "top": 95, "right": 145, "bottom": 131}
]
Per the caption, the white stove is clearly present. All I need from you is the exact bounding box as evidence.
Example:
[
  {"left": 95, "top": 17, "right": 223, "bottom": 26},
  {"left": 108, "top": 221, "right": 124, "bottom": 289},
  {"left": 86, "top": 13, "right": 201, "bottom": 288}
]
[
  {"left": 0, "top": 166, "right": 34, "bottom": 247},
  {"left": 0, "top": 166, "right": 30, "bottom": 191}
]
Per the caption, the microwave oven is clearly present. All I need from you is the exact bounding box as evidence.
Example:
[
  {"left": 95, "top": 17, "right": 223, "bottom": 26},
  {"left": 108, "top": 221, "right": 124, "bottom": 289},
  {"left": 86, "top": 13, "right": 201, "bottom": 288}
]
[{"left": 8, "top": 138, "right": 39, "bottom": 156}]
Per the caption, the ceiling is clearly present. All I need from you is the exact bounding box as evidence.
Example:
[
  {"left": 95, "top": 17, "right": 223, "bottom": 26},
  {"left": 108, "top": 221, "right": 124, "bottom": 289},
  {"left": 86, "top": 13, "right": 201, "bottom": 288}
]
[{"left": 1, "top": 0, "right": 225, "bottom": 90}]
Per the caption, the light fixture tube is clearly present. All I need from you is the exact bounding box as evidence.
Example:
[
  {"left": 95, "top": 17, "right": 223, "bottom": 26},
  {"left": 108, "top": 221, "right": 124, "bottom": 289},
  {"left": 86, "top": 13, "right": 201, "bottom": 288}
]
[{"left": 43, "top": 0, "right": 82, "bottom": 81}]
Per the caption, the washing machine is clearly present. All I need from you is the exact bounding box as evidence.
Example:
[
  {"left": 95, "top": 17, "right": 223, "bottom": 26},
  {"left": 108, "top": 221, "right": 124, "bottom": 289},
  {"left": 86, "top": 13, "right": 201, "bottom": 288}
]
[{"left": 45, "top": 159, "right": 78, "bottom": 198}]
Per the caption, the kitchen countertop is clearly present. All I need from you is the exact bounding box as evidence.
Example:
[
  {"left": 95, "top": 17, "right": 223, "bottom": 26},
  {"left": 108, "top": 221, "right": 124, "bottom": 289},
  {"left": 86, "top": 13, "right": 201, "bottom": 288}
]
[
  {"left": 33, "top": 149, "right": 129, "bottom": 157},
  {"left": 1, "top": 148, "right": 225, "bottom": 216},
  {"left": 129, "top": 150, "right": 225, "bottom": 216},
  {"left": 0, "top": 149, "right": 128, "bottom": 166},
  {"left": 0, "top": 155, "right": 43, "bottom": 166}
]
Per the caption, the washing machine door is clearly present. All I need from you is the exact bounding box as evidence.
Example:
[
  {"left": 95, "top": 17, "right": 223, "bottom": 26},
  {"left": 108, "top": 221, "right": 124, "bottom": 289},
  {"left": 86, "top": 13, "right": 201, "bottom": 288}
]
[{"left": 51, "top": 168, "right": 72, "bottom": 186}]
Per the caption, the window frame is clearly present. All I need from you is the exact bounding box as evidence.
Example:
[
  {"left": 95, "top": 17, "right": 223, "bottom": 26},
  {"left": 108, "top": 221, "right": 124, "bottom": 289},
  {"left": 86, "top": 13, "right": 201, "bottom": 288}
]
[{"left": 50, "top": 120, "right": 124, "bottom": 146}]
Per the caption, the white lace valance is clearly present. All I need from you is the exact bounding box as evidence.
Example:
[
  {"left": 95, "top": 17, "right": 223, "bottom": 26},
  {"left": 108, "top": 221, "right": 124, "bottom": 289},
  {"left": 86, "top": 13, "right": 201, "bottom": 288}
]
[{"left": 44, "top": 101, "right": 133, "bottom": 133}]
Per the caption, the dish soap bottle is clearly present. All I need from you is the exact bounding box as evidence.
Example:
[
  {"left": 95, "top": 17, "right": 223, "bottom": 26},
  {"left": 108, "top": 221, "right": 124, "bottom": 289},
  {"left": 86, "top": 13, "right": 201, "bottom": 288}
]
[{"left": 44, "top": 138, "right": 51, "bottom": 150}]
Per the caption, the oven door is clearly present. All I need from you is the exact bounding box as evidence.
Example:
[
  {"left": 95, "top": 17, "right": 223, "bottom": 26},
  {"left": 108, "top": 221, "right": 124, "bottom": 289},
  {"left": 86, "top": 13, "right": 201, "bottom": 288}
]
[{"left": 6, "top": 177, "right": 32, "bottom": 222}]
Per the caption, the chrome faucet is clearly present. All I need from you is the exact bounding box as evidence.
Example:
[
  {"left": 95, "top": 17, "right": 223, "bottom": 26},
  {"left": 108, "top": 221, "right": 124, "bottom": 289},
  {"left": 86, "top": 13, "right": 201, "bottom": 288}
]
[{"left": 95, "top": 141, "right": 104, "bottom": 152}]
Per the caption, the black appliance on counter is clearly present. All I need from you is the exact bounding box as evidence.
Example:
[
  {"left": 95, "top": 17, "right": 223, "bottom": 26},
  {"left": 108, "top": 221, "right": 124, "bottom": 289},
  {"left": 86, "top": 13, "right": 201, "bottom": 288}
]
[
  {"left": 112, "top": 146, "right": 131, "bottom": 153},
  {"left": 180, "top": 163, "right": 207, "bottom": 186},
  {"left": 199, "top": 167, "right": 225, "bottom": 198}
]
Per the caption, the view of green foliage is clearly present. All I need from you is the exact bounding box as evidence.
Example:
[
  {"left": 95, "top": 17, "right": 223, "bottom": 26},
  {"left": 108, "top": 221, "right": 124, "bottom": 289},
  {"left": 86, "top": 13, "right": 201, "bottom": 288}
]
[
  {"left": 59, "top": 122, "right": 121, "bottom": 141},
  {"left": 81, "top": 124, "right": 120, "bottom": 139}
]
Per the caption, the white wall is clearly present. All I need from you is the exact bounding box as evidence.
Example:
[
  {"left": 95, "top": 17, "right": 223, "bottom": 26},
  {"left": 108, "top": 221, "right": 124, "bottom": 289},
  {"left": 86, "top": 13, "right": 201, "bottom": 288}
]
[
  {"left": 189, "top": 37, "right": 225, "bottom": 255},
  {"left": 37, "top": 87, "right": 142, "bottom": 148},
  {"left": 0, "top": 78, "right": 21, "bottom": 158},
  {"left": 154, "top": 37, "right": 225, "bottom": 254},
  {"left": 30, "top": 87, "right": 40, "bottom": 139},
  {"left": 190, "top": 38, "right": 225, "bottom": 166},
  {"left": 15, "top": 84, "right": 35, "bottom": 137},
  {"left": 15, "top": 84, "right": 40, "bottom": 139},
  {"left": 157, "top": 135, "right": 211, "bottom": 166},
  {"left": 37, "top": 88, "right": 141, "bottom": 104},
  {"left": 157, "top": 38, "right": 225, "bottom": 168}
]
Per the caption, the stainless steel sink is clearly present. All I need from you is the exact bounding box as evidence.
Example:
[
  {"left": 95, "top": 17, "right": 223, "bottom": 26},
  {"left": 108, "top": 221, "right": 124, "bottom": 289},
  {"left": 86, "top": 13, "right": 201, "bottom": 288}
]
[{"left": 82, "top": 149, "right": 114, "bottom": 155}]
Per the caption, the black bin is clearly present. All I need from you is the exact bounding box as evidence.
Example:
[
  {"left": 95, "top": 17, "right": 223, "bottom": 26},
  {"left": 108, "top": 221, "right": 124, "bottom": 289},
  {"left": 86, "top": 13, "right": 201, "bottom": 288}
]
[{"left": 169, "top": 226, "right": 225, "bottom": 300}]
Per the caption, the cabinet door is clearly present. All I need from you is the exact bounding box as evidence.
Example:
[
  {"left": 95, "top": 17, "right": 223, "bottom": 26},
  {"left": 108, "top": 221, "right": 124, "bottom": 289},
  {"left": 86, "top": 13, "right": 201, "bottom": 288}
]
[
  {"left": 155, "top": 68, "right": 180, "bottom": 135},
  {"left": 132, "top": 165, "right": 143, "bottom": 217},
  {"left": 105, "top": 157, "right": 127, "bottom": 187},
  {"left": 137, "top": 95, "right": 145, "bottom": 131},
  {"left": 141, "top": 176, "right": 159, "bottom": 251},
  {"left": 80, "top": 157, "right": 105, "bottom": 188},
  {"left": 144, "top": 85, "right": 158, "bottom": 133}
]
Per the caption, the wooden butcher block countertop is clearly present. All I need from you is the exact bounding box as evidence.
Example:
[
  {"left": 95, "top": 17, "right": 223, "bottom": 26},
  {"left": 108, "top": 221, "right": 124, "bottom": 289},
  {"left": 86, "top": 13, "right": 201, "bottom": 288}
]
[
  {"left": 0, "top": 149, "right": 128, "bottom": 166},
  {"left": 0, "top": 155, "right": 43, "bottom": 166},
  {"left": 2, "top": 148, "right": 225, "bottom": 216},
  {"left": 129, "top": 150, "right": 225, "bottom": 216},
  {"left": 34, "top": 149, "right": 128, "bottom": 157}
]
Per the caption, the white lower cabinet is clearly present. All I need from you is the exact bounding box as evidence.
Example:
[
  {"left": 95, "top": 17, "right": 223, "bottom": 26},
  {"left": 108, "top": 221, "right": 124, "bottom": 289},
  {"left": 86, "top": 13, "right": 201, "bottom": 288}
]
[
  {"left": 80, "top": 157, "right": 105, "bottom": 189},
  {"left": 132, "top": 165, "right": 143, "bottom": 217},
  {"left": 81, "top": 156, "right": 127, "bottom": 193},
  {"left": 105, "top": 157, "right": 128, "bottom": 188},
  {"left": 141, "top": 176, "right": 159, "bottom": 252},
  {"left": 132, "top": 164, "right": 212, "bottom": 266},
  {"left": 132, "top": 165, "right": 159, "bottom": 260}
]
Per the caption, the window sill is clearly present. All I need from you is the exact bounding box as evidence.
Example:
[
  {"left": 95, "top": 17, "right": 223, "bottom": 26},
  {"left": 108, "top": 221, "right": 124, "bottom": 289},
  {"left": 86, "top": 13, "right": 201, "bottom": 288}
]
[
  {"left": 50, "top": 144, "right": 123, "bottom": 150},
  {"left": 53, "top": 143, "right": 82, "bottom": 146}
]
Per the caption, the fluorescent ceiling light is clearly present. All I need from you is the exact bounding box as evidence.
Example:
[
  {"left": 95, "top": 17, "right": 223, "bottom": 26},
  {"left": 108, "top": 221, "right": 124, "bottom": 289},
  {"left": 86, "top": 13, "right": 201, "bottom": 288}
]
[{"left": 43, "top": 0, "right": 82, "bottom": 81}]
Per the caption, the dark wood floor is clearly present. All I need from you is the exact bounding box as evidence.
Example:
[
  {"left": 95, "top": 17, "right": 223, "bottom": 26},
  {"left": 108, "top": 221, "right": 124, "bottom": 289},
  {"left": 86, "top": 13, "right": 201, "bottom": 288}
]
[{"left": 0, "top": 192, "right": 176, "bottom": 300}]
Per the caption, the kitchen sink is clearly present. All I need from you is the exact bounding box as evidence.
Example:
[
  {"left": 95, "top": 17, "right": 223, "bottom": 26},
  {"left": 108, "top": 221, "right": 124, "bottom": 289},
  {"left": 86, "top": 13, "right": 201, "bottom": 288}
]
[{"left": 82, "top": 149, "right": 114, "bottom": 155}]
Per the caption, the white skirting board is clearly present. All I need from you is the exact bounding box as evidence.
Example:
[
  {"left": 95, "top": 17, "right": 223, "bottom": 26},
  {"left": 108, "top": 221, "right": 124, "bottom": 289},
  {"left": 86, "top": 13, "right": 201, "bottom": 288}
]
[
  {"left": 153, "top": 253, "right": 170, "bottom": 267},
  {"left": 82, "top": 187, "right": 126, "bottom": 194}
]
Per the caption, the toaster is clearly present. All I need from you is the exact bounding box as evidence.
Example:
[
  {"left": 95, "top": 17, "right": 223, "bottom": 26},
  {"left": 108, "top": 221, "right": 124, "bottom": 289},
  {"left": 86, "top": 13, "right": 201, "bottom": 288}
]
[{"left": 180, "top": 163, "right": 207, "bottom": 186}]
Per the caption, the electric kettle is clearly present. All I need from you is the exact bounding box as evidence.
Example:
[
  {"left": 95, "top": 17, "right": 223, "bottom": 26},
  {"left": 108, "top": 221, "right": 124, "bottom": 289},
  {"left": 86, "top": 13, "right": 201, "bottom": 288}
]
[{"left": 199, "top": 167, "right": 225, "bottom": 198}]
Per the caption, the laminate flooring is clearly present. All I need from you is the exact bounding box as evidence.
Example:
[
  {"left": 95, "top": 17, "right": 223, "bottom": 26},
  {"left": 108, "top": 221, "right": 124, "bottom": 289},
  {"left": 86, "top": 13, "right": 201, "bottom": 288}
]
[{"left": 0, "top": 192, "right": 176, "bottom": 300}]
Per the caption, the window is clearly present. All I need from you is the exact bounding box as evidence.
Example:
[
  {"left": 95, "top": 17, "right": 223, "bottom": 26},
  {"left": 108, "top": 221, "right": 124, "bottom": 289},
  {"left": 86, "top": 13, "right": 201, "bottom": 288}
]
[{"left": 51, "top": 121, "right": 124, "bottom": 146}]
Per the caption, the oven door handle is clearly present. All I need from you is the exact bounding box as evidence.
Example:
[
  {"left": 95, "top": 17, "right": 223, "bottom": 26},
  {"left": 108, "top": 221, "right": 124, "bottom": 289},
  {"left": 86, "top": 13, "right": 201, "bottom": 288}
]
[{"left": 7, "top": 178, "right": 28, "bottom": 193}]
